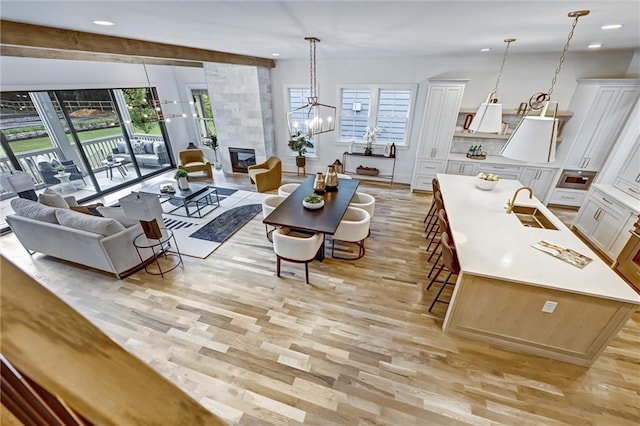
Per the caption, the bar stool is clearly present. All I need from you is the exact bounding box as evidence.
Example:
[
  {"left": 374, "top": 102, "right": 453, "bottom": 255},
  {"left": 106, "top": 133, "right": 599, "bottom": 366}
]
[
  {"left": 427, "top": 209, "right": 451, "bottom": 280},
  {"left": 428, "top": 231, "right": 459, "bottom": 312},
  {"left": 423, "top": 178, "right": 440, "bottom": 225},
  {"left": 425, "top": 191, "right": 444, "bottom": 253}
]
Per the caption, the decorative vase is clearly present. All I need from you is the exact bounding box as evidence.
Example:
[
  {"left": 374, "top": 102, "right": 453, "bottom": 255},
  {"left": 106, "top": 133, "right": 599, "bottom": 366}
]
[
  {"left": 177, "top": 176, "right": 189, "bottom": 190},
  {"left": 364, "top": 147, "right": 373, "bottom": 156},
  {"left": 313, "top": 172, "right": 326, "bottom": 194},
  {"left": 324, "top": 165, "right": 339, "bottom": 191}
]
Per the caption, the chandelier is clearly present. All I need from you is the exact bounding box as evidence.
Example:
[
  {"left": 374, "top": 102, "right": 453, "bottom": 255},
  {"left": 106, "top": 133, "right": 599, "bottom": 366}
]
[
  {"left": 501, "top": 10, "right": 590, "bottom": 163},
  {"left": 286, "top": 37, "right": 336, "bottom": 137},
  {"left": 469, "top": 38, "right": 515, "bottom": 133}
]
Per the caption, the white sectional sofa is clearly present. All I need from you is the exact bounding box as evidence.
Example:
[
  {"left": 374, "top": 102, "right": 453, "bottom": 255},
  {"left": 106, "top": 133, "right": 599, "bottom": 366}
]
[{"left": 6, "top": 196, "right": 155, "bottom": 278}]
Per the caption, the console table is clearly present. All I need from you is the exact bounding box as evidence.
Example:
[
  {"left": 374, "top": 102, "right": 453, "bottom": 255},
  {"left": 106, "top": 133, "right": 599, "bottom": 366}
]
[{"left": 342, "top": 152, "right": 396, "bottom": 185}]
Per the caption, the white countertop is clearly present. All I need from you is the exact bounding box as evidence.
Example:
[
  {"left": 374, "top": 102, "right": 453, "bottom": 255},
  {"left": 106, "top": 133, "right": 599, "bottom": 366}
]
[
  {"left": 437, "top": 174, "right": 640, "bottom": 304},
  {"left": 447, "top": 153, "right": 562, "bottom": 168}
]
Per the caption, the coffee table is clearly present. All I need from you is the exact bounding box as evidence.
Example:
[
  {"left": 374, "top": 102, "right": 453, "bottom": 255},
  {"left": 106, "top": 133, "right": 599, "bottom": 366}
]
[
  {"left": 137, "top": 181, "right": 220, "bottom": 218},
  {"left": 101, "top": 160, "right": 127, "bottom": 180}
]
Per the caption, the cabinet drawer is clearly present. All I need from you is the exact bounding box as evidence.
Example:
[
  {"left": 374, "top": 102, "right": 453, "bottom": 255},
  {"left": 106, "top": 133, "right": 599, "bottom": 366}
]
[
  {"left": 413, "top": 175, "right": 436, "bottom": 191},
  {"left": 590, "top": 188, "right": 628, "bottom": 217},
  {"left": 614, "top": 177, "right": 640, "bottom": 201},
  {"left": 476, "top": 163, "right": 522, "bottom": 180},
  {"left": 415, "top": 160, "right": 444, "bottom": 175},
  {"left": 548, "top": 189, "right": 587, "bottom": 207}
]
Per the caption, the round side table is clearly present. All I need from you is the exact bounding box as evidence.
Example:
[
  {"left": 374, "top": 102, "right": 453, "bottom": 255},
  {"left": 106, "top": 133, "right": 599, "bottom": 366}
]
[{"left": 133, "top": 228, "right": 183, "bottom": 277}]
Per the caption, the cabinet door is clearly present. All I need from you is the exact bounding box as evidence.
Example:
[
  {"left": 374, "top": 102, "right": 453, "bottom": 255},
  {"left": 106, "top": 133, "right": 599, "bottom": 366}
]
[
  {"left": 520, "top": 167, "right": 556, "bottom": 199},
  {"left": 445, "top": 161, "right": 476, "bottom": 176},
  {"left": 609, "top": 213, "right": 638, "bottom": 260},
  {"left": 615, "top": 137, "right": 640, "bottom": 199},
  {"left": 574, "top": 197, "right": 601, "bottom": 237},
  {"left": 566, "top": 86, "right": 640, "bottom": 170},
  {"left": 592, "top": 207, "right": 624, "bottom": 257},
  {"left": 418, "top": 83, "right": 465, "bottom": 159}
]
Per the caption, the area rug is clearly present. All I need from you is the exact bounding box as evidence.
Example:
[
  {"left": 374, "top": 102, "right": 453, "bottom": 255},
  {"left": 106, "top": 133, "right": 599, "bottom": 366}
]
[
  {"left": 167, "top": 189, "right": 267, "bottom": 258},
  {"left": 189, "top": 204, "right": 262, "bottom": 243}
]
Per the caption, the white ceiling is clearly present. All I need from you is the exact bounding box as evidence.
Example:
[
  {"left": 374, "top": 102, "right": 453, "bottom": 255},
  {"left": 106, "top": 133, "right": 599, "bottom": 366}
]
[{"left": 1, "top": 1, "right": 639, "bottom": 61}]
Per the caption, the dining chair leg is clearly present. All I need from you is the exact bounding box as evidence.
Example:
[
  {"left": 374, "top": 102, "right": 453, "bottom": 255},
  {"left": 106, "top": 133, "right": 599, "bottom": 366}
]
[
  {"left": 429, "top": 272, "right": 453, "bottom": 312},
  {"left": 423, "top": 202, "right": 435, "bottom": 223},
  {"left": 276, "top": 257, "right": 281, "bottom": 277},
  {"left": 304, "top": 263, "right": 309, "bottom": 284},
  {"left": 428, "top": 245, "right": 441, "bottom": 263}
]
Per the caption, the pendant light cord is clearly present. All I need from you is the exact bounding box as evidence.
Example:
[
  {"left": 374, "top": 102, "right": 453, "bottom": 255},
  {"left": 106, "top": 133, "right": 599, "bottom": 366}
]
[
  {"left": 493, "top": 38, "right": 515, "bottom": 97},
  {"left": 306, "top": 37, "right": 319, "bottom": 104},
  {"left": 547, "top": 14, "right": 581, "bottom": 97}
]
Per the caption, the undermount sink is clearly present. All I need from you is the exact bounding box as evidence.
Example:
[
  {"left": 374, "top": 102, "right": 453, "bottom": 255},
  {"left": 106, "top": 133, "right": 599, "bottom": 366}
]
[{"left": 511, "top": 205, "right": 558, "bottom": 230}]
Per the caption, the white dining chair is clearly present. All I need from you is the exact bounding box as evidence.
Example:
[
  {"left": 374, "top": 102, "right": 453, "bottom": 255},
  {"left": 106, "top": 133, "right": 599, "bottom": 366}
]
[
  {"left": 349, "top": 192, "right": 375, "bottom": 219},
  {"left": 261, "top": 195, "right": 286, "bottom": 241},
  {"left": 277, "top": 183, "right": 300, "bottom": 197},
  {"left": 331, "top": 206, "right": 371, "bottom": 260},
  {"left": 272, "top": 228, "right": 323, "bottom": 284}
]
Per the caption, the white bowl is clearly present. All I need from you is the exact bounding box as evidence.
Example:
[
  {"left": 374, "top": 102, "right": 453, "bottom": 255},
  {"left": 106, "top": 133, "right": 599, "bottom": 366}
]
[
  {"left": 302, "top": 199, "right": 325, "bottom": 209},
  {"left": 475, "top": 178, "right": 498, "bottom": 190}
]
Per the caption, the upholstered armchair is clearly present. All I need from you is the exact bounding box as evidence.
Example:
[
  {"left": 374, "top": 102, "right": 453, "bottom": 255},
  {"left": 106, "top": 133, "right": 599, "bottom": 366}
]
[
  {"left": 331, "top": 206, "right": 371, "bottom": 260},
  {"left": 247, "top": 156, "right": 282, "bottom": 193},
  {"left": 178, "top": 149, "right": 213, "bottom": 181},
  {"left": 272, "top": 228, "right": 323, "bottom": 284}
]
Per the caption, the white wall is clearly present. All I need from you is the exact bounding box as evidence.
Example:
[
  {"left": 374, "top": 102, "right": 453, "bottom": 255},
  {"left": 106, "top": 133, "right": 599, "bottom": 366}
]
[
  {"left": 271, "top": 50, "right": 635, "bottom": 183},
  {"left": 1, "top": 49, "right": 636, "bottom": 184}
]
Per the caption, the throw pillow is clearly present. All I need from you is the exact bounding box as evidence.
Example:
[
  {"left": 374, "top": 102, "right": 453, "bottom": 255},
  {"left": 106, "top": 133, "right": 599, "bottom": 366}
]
[
  {"left": 37, "top": 187, "right": 70, "bottom": 209},
  {"left": 143, "top": 141, "right": 155, "bottom": 154},
  {"left": 10, "top": 198, "right": 59, "bottom": 224},
  {"left": 55, "top": 209, "right": 125, "bottom": 237},
  {"left": 96, "top": 206, "right": 139, "bottom": 228},
  {"left": 132, "top": 141, "right": 146, "bottom": 155}
]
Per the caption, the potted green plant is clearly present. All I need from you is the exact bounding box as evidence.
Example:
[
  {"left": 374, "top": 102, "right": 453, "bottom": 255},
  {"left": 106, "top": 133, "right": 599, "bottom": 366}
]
[
  {"left": 53, "top": 164, "right": 66, "bottom": 174},
  {"left": 174, "top": 169, "right": 189, "bottom": 190},
  {"left": 288, "top": 131, "right": 314, "bottom": 168}
]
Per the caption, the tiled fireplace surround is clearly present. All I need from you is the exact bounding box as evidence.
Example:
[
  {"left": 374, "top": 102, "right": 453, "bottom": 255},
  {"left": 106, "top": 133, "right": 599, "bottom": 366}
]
[{"left": 203, "top": 63, "right": 275, "bottom": 175}]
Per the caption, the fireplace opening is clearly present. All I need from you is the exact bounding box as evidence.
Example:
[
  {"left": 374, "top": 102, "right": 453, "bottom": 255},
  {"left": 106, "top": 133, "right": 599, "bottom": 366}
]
[{"left": 229, "top": 148, "right": 256, "bottom": 173}]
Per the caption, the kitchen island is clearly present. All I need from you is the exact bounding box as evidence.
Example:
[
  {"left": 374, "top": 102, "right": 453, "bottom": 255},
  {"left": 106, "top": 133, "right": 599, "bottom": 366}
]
[{"left": 437, "top": 174, "right": 640, "bottom": 366}]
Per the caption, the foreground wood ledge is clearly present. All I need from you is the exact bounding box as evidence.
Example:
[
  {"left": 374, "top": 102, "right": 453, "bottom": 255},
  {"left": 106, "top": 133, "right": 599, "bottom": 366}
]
[{"left": 0, "top": 255, "right": 225, "bottom": 425}]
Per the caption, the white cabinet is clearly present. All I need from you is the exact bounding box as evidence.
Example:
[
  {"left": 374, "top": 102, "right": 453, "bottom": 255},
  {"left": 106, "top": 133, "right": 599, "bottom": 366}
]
[
  {"left": 412, "top": 79, "right": 467, "bottom": 191},
  {"left": 519, "top": 167, "right": 557, "bottom": 200},
  {"left": 614, "top": 137, "right": 640, "bottom": 200},
  {"left": 548, "top": 188, "right": 587, "bottom": 208},
  {"left": 412, "top": 159, "right": 445, "bottom": 191},
  {"left": 475, "top": 163, "right": 521, "bottom": 181},
  {"left": 574, "top": 187, "right": 630, "bottom": 260},
  {"left": 563, "top": 81, "right": 640, "bottom": 171},
  {"left": 446, "top": 160, "right": 476, "bottom": 176}
]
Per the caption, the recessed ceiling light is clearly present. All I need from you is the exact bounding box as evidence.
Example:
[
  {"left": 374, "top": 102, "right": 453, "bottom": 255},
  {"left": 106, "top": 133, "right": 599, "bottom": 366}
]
[
  {"left": 92, "top": 20, "right": 115, "bottom": 26},
  {"left": 601, "top": 24, "right": 622, "bottom": 30},
  {"left": 480, "top": 48, "right": 491, "bottom": 52},
  {"left": 272, "top": 52, "right": 280, "bottom": 57},
  {"left": 588, "top": 43, "right": 602, "bottom": 49}
]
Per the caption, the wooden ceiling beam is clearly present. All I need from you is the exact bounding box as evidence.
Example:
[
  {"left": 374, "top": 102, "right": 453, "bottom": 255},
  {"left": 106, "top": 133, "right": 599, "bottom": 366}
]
[{"left": 0, "top": 20, "right": 276, "bottom": 68}]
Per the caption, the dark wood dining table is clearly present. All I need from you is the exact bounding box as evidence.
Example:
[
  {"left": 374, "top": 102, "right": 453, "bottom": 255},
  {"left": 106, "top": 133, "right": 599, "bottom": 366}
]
[{"left": 263, "top": 175, "right": 360, "bottom": 259}]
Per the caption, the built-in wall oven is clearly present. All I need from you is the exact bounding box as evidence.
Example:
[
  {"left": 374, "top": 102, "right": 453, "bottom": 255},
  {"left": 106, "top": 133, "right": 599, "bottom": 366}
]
[
  {"left": 616, "top": 215, "right": 640, "bottom": 288},
  {"left": 556, "top": 169, "right": 598, "bottom": 190}
]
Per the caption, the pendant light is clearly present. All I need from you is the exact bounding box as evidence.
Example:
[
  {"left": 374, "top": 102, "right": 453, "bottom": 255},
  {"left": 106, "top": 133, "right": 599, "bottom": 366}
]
[
  {"left": 286, "top": 37, "right": 336, "bottom": 137},
  {"left": 501, "top": 10, "right": 590, "bottom": 163},
  {"left": 469, "top": 38, "right": 515, "bottom": 133}
]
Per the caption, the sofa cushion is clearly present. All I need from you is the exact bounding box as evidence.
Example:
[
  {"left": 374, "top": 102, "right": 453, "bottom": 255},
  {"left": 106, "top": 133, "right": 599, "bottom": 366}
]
[
  {"left": 38, "top": 188, "right": 70, "bottom": 209},
  {"left": 116, "top": 140, "right": 129, "bottom": 154},
  {"left": 55, "top": 209, "right": 125, "bottom": 236},
  {"left": 11, "top": 198, "right": 59, "bottom": 224},
  {"left": 144, "top": 141, "right": 155, "bottom": 154},
  {"left": 97, "top": 206, "right": 139, "bottom": 228},
  {"left": 132, "top": 140, "right": 146, "bottom": 154}
]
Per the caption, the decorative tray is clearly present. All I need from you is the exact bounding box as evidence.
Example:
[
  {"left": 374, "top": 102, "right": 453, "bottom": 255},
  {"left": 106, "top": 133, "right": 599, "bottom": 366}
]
[
  {"left": 466, "top": 153, "right": 487, "bottom": 160},
  {"left": 356, "top": 166, "right": 380, "bottom": 176}
]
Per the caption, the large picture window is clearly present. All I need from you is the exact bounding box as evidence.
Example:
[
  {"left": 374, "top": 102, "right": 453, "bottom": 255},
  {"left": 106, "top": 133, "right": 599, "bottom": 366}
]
[
  {"left": 338, "top": 85, "right": 416, "bottom": 146},
  {"left": 286, "top": 87, "right": 316, "bottom": 157}
]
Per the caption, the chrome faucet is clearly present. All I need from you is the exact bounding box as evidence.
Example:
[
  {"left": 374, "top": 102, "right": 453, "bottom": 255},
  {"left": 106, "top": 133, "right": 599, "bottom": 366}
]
[{"left": 506, "top": 186, "right": 533, "bottom": 213}]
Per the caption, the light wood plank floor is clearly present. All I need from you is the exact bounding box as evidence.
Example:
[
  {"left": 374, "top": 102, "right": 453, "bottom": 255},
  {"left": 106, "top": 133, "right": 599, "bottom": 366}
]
[{"left": 2, "top": 171, "right": 639, "bottom": 425}]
